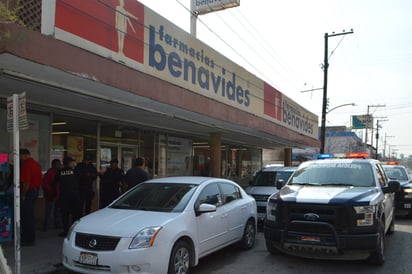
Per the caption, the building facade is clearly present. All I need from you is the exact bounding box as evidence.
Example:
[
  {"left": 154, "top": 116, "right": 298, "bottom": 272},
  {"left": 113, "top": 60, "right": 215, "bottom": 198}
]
[{"left": 0, "top": 0, "right": 319, "bottom": 200}]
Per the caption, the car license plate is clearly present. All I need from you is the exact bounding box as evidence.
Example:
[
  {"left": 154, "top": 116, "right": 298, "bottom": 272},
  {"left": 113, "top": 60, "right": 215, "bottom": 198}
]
[
  {"left": 79, "top": 252, "right": 98, "bottom": 265},
  {"left": 301, "top": 236, "right": 320, "bottom": 242},
  {"left": 404, "top": 203, "right": 412, "bottom": 209}
]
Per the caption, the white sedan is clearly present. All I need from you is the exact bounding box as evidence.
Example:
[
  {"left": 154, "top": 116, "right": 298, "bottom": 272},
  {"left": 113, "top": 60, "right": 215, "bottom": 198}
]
[{"left": 62, "top": 176, "right": 257, "bottom": 274}]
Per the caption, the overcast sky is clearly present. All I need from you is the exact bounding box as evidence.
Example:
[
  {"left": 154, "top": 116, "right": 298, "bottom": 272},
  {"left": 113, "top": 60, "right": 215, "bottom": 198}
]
[{"left": 139, "top": 0, "right": 412, "bottom": 157}]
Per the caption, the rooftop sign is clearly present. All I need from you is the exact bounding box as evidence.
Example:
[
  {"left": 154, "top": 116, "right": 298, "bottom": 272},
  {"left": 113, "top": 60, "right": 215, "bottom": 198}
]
[
  {"left": 43, "top": 0, "right": 318, "bottom": 139},
  {"left": 192, "top": 0, "right": 240, "bottom": 15}
]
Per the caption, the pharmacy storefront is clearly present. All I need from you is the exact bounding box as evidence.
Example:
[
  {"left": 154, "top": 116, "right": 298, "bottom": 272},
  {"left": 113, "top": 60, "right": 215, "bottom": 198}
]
[{"left": 0, "top": 0, "right": 319, "bottom": 197}]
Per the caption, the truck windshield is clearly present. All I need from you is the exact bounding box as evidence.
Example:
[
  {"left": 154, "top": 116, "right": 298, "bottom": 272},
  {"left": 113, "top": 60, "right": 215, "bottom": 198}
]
[
  {"left": 252, "top": 171, "right": 293, "bottom": 186},
  {"left": 290, "top": 162, "right": 375, "bottom": 187}
]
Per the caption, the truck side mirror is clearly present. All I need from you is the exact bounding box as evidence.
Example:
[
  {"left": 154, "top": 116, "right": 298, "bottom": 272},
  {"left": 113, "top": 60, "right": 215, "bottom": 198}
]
[
  {"left": 276, "top": 179, "right": 285, "bottom": 190},
  {"left": 383, "top": 180, "right": 401, "bottom": 193}
]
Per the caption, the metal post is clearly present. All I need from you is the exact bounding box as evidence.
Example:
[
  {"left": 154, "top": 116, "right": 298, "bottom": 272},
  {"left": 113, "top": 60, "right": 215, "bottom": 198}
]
[
  {"left": 190, "top": 0, "right": 197, "bottom": 36},
  {"left": 12, "top": 94, "right": 21, "bottom": 274}
]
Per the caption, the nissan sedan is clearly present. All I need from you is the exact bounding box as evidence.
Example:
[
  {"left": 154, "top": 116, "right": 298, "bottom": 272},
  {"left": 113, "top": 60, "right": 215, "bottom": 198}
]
[{"left": 62, "top": 176, "right": 257, "bottom": 274}]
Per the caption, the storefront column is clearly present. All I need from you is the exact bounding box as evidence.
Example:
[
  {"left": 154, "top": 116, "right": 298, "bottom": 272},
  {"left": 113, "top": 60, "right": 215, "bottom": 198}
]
[
  {"left": 284, "top": 147, "right": 292, "bottom": 167},
  {"left": 210, "top": 132, "right": 221, "bottom": 178}
]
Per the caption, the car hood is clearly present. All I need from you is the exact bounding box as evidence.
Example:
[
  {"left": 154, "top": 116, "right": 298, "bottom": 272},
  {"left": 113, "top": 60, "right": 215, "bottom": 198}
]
[
  {"left": 399, "top": 180, "right": 412, "bottom": 188},
  {"left": 245, "top": 186, "right": 277, "bottom": 196},
  {"left": 74, "top": 208, "right": 180, "bottom": 237},
  {"left": 278, "top": 185, "right": 382, "bottom": 205}
]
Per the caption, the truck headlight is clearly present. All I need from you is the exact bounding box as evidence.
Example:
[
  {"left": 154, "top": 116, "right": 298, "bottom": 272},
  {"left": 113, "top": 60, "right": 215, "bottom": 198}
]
[
  {"left": 354, "top": 205, "right": 375, "bottom": 226},
  {"left": 266, "top": 201, "right": 277, "bottom": 222}
]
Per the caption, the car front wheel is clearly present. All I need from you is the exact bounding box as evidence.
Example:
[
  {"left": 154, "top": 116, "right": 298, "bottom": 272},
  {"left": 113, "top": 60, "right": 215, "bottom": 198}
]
[
  {"left": 168, "top": 240, "right": 192, "bottom": 274},
  {"left": 239, "top": 218, "right": 256, "bottom": 249}
]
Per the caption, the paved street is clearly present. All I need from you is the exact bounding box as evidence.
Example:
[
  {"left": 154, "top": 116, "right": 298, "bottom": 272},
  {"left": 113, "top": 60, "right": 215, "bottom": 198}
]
[{"left": 2, "top": 218, "right": 411, "bottom": 274}]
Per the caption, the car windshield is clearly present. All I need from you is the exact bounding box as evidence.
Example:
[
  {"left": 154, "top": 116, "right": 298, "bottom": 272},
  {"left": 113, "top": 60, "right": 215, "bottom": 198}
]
[
  {"left": 384, "top": 167, "right": 409, "bottom": 181},
  {"left": 251, "top": 171, "right": 293, "bottom": 186},
  {"left": 290, "top": 162, "right": 375, "bottom": 187},
  {"left": 110, "top": 183, "right": 198, "bottom": 212}
]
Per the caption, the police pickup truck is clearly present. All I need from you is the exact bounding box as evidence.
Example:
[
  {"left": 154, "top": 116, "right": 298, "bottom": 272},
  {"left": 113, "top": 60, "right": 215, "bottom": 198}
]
[{"left": 264, "top": 157, "right": 400, "bottom": 265}]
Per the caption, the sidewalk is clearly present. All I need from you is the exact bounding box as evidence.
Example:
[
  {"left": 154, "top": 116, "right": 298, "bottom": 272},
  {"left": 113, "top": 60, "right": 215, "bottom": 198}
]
[{"left": 1, "top": 228, "right": 65, "bottom": 274}]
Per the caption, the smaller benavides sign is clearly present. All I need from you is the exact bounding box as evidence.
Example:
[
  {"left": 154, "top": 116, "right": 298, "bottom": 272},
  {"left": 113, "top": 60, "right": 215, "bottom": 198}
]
[{"left": 192, "top": 0, "right": 240, "bottom": 15}]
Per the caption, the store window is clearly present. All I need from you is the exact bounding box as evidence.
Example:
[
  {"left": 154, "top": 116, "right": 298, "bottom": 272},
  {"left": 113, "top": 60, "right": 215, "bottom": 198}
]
[
  {"left": 51, "top": 115, "right": 97, "bottom": 164},
  {"left": 0, "top": 108, "right": 50, "bottom": 170},
  {"left": 158, "top": 134, "right": 193, "bottom": 177}
]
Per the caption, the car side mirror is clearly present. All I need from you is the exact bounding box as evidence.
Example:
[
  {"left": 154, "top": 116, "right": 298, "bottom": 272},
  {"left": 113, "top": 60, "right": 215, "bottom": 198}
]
[
  {"left": 195, "top": 203, "right": 217, "bottom": 216},
  {"left": 383, "top": 180, "right": 401, "bottom": 193},
  {"left": 276, "top": 179, "right": 285, "bottom": 190}
]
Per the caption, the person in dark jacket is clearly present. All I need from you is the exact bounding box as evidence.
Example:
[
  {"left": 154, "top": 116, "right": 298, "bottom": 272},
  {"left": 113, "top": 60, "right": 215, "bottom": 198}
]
[
  {"left": 99, "top": 159, "right": 124, "bottom": 208},
  {"left": 123, "top": 157, "right": 149, "bottom": 191},
  {"left": 42, "top": 159, "right": 62, "bottom": 231},
  {"left": 74, "top": 155, "right": 98, "bottom": 216},
  {"left": 54, "top": 157, "right": 81, "bottom": 237}
]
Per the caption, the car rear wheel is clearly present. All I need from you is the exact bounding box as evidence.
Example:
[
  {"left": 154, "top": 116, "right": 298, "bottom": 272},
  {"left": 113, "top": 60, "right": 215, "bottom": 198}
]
[
  {"left": 367, "top": 225, "right": 385, "bottom": 265},
  {"left": 239, "top": 219, "right": 256, "bottom": 249},
  {"left": 168, "top": 240, "right": 192, "bottom": 274}
]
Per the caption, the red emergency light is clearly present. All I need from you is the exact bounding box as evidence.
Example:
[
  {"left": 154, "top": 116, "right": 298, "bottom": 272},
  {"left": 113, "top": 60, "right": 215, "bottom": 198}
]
[{"left": 346, "top": 152, "right": 369, "bottom": 159}]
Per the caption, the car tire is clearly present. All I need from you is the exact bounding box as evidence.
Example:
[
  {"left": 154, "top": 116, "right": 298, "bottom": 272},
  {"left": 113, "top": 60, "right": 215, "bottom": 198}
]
[
  {"left": 367, "top": 225, "right": 385, "bottom": 265},
  {"left": 239, "top": 219, "right": 256, "bottom": 250},
  {"left": 265, "top": 239, "right": 281, "bottom": 255},
  {"left": 168, "top": 240, "right": 192, "bottom": 274}
]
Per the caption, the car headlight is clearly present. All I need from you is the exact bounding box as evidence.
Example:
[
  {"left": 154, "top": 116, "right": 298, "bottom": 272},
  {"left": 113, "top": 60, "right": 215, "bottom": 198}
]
[
  {"left": 404, "top": 188, "right": 412, "bottom": 193},
  {"left": 129, "top": 226, "right": 162, "bottom": 249},
  {"left": 354, "top": 205, "right": 375, "bottom": 226},
  {"left": 266, "top": 201, "right": 277, "bottom": 222},
  {"left": 66, "top": 220, "right": 80, "bottom": 241}
]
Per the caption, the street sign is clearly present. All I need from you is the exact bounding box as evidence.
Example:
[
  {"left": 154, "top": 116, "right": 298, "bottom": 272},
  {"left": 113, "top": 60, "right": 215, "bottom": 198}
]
[
  {"left": 352, "top": 114, "right": 373, "bottom": 129},
  {"left": 7, "top": 92, "right": 29, "bottom": 132}
]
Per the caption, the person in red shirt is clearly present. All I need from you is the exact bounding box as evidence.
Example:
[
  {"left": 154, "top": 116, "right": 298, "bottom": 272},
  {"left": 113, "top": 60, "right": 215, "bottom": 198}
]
[
  {"left": 42, "top": 159, "right": 62, "bottom": 231},
  {"left": 20, "top": 148, "right": 43, "bottom": 246}
]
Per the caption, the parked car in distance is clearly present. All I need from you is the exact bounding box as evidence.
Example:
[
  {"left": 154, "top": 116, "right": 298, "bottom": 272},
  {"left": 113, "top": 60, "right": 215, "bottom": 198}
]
[
  {"left": 245, "top": 166, "right": 297, "bottom": 222},
  {"left": 383, "top": 163, "right": 412, "bottom": 217},
  {"left": 62, "top": 176, "right": 257, "bottom": 274}
]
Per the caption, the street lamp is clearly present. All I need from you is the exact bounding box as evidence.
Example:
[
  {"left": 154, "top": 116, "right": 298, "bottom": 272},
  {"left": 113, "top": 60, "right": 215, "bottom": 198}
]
[{"left": 326, "top": 103, "right": 355, "bottom": 114}]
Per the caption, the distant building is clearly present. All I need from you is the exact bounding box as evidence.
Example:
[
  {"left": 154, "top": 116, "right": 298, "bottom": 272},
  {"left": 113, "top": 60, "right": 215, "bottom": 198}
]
[{"left": 324, "top": 131, "right": 365, "bottom": 154}]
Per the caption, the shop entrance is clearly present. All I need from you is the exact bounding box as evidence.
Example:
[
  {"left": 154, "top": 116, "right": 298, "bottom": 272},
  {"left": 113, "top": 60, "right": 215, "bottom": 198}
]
[{"left": 100, "top": 143, "right": 139, "bottom": 173}]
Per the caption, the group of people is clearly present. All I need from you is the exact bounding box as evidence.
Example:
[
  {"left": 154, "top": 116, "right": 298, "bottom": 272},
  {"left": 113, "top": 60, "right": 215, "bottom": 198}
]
[{"left": 18, "top": 149, "right": 149, "bottom": 246}]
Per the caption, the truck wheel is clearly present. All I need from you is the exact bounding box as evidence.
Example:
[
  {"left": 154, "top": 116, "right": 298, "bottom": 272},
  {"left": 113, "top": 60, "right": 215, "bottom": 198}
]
[
  {"left": 367, "top": 226, "right": 385, "bottom": 265},
  {"left": 239, "top": 219, "right": 256, "bottom": 250},
  {"left": 265, "top": 239, "right": 281, "bottom": 255}
]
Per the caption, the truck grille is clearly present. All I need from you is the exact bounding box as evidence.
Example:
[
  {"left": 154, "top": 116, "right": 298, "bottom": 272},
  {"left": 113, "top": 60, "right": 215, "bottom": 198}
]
[{"left": 281, "top": 203, "right": 349, "bottom": 232}]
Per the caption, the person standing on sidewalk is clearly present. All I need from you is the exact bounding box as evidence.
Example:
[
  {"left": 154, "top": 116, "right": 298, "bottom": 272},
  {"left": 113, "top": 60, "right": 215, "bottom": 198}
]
[
  {"left": 20, "top": 148, "right": 43, "bottom": 246},
  {"left": 75, "top": 155, "right": 98, "bottom": 216},
  {"left": 54, "top": 157, "right": 81, "bottom": 237},
  {"left": 42, "top": 159, "right": 62, "bottom": 231},
  {"left": 123, "top": 157, "right": 149, "bottom": 192},
  {"left": 99, "top": 159, "right": 124, "bottom": 208}
]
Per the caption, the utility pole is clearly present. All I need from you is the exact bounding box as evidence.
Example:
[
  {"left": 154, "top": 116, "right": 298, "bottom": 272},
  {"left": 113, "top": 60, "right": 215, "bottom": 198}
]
[
  {"left": 384, "top": 134, "right": 394, "bottom": 161},
  {"left": 320, "top": 29, "right": 354, "bottom": 153},
  {"left": 365, "top": 104, "right": 385, "bottom": 146},
  {"left": 375, "top": 118, "right": 388, "bottom": 159}
]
